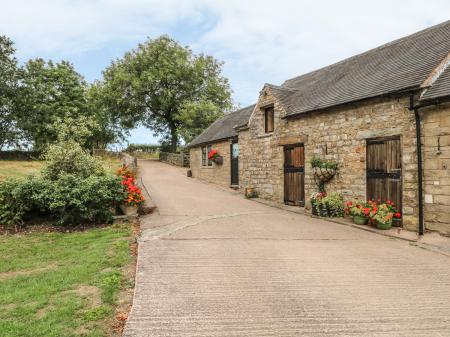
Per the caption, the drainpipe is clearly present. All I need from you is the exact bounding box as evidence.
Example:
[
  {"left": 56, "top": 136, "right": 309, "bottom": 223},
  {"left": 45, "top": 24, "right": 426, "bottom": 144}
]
[{"left": 409, "top": 95, "right": 425, "bottom": 236}]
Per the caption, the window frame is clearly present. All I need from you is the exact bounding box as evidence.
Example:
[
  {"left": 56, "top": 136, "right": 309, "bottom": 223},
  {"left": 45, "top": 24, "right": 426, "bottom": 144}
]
[
  {"left": 201, "top": 144, "right": 213, "bottom": 167},
  {"left": 264, "top": 106, "right": 274, "bottom": 133}
]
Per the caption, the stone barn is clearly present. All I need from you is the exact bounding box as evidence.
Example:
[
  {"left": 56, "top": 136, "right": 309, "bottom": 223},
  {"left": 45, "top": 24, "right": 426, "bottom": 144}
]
[{"left": 189, "top": 20, "right": 450, "bottom": 235}]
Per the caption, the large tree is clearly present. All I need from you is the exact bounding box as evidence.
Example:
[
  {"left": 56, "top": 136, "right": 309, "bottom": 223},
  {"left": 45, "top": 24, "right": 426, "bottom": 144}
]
[
  {"left": 15, "top": 59, "right": 89, "bottom": 151},
  {"left": 0, "top": 36, "right": 19, "bottom": 150},
  {"left": 101, "top": 35, "right": 232, "bottom": 152}
]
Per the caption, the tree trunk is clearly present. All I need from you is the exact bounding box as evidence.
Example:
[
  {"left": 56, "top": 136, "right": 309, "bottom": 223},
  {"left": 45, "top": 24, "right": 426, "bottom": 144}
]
[{"left": 170, "top": 126, "right": 178, "bottom": 153}]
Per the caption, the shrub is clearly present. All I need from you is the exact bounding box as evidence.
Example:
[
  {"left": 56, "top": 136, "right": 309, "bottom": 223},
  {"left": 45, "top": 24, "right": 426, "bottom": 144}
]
[
  {"left": 45, "top": 174, "right": 123, "bottom": 225},
  {"left": 42, "top": 141, "right": 104, "bottom": 180},
  {"left": 0, "top": 176, "right": 50, "bottom": 227},
  {"left": 0, "top": 174, "right": 123, "bottom": 227}
]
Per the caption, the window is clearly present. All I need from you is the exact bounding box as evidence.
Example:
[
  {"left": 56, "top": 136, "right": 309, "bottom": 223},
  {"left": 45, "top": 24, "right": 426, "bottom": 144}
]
[
  {"left": 201, "top": 145, "right": 213, "bottom": 167},
  {"left": 264, "top": 106, "right": 274, "bottom": 133}
]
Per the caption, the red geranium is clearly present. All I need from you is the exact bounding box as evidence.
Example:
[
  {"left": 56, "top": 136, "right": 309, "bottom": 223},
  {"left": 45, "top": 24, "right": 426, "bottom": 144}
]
[
  {"left": 117, "top": 167, "right": 144, "bottom": 207},
  {"left": 208, "top": 149, "right": 219, "bottom": 160}
]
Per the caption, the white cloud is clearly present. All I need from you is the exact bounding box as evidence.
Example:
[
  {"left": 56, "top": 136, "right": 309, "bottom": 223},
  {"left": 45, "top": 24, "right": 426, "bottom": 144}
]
[{"left": 1, "top": 0, "right": 449, "bottom": 106}]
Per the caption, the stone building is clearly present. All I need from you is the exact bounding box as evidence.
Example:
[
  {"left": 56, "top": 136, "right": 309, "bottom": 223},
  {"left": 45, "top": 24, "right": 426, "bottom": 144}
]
[{"left": 189, "top": 21, "right": 450, "bottom": 235}]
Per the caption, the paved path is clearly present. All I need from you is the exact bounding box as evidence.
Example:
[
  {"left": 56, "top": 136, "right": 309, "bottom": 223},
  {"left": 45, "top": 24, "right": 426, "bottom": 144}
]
[{"left": 124, "top": 160, "right": 450, "bottom": 337}]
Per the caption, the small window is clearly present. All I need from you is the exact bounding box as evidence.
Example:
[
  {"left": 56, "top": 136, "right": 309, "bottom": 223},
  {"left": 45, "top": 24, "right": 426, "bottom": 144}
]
[
  {"left": 264, "top": 107, "right": 274, "bottom": 133},
  {"left": 201, "top": 145, "right": 213, "bottom": 167}
]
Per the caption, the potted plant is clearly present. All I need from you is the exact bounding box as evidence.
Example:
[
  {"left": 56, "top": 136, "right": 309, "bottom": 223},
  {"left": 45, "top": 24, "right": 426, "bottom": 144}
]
[
  {"left": 117, "top": 166, "right": 145, "bottom": 215},
  {"left": 386, "top": 200, "right": 402, "bottom": 226},
  {"left": 321, "top": 192, "right": 344, "bottom": 217},
  {"left": 345, "top": 201, "right": 371, "bottom": 225},
  {"left": 310, "top": 191, "right": 326, "bottom": 216},
  {"left": 369, "top": 203, "right": 394, "bottom": 230},
  {"left": 208, "top": 149, "right": 223, "bottom": 165},
  {"left": 311, "top": 157, "right": 338, "bottom": 192}
]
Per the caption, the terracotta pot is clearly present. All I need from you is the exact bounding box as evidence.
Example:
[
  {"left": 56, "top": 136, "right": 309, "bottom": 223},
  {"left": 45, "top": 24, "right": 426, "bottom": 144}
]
[
  {"left": 353, "top": 215, "right": 369, "bottom": 225},
  {"left": 120, "top": 205, "right": 138, "bottom": 216}
]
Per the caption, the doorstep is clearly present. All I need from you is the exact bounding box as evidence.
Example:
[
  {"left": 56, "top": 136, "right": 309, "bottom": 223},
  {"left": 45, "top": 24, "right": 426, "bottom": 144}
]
[{"left": 251, "top": 197, "right": 450, "bottom": 257}]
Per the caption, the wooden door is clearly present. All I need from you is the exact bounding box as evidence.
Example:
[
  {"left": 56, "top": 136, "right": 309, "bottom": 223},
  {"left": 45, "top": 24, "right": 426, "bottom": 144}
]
[
  {"left": 284, "top": 144, "right": 305, "bottom": 206},
  {"left": 366, "top": 137, "right": 402, "bottom": 212},
  {"left": 230, "top": 141, "right": 239, "bottom": 186}
]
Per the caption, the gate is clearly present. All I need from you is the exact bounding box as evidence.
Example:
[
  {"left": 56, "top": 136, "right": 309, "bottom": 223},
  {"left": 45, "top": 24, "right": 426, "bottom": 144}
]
[
  {"left": 366, "top": 136, "right": 402, "bottom": 212},
  {"left": 284, "top": 144, "right": 305, "bottom": 206}
]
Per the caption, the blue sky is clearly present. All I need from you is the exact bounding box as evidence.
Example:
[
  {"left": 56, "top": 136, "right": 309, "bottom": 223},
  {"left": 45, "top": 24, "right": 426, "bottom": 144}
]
[{"left": 1, "top": 0, "right": 449, "bottom": 146}]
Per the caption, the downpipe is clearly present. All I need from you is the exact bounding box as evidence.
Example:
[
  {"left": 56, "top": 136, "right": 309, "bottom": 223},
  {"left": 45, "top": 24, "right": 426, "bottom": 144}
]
[{"left": 409, "top": 95, "right": 425, "bottom": 236}]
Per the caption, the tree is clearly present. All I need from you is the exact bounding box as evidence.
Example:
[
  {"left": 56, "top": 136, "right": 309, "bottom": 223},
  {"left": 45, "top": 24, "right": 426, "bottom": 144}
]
[
  {"left": 0, "top": 36, "right": 19, "bottom": 150},
  {"left": 15, "top": 59, "right": 89, "bottom": 151},
  {"left": 86, "top": 82, "right": 127, "bottom": 149},
  {"left": 101, "top": 35, "right": 232, "bottom": 152}
]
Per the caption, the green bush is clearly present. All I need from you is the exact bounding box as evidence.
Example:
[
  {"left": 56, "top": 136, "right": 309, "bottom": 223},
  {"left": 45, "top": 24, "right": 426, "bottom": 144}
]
[
  {"left": 318, "top": 192, "right": 345, "bottom": 217},
  {"left": 45, "top": 174, "right": 123, "bottom": 225},
  {"left": 42, "top": 141, "right": 104, "bottom": 180},
  {"left": 0, "top": 174, "right": 122, "bottom": 227}
]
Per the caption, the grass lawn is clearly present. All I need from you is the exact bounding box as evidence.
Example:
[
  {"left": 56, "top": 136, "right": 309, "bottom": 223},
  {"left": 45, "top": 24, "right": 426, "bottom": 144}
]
[
  {"left": 0, "top": 224, "right": 136, "bottom": 337},
  {"left": 0, "top": 161, "right": 44, "bottom": 180},
  {"left": 0, "top": 157, "right": 122, "bottom": 180}
]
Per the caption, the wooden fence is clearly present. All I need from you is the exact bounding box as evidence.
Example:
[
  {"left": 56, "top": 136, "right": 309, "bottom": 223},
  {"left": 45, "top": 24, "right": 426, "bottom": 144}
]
[{"left": 159, "top": 151, "right": 190, "bottom": 167}]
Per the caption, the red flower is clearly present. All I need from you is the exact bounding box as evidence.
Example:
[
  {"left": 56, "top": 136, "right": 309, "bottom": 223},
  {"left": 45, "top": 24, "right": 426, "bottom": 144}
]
[
  {"left": 208, "top": 149, "right": 218, "bottom": 159},
  {"left": 394, "top": 212, "right": 401, "bottom": 218}
]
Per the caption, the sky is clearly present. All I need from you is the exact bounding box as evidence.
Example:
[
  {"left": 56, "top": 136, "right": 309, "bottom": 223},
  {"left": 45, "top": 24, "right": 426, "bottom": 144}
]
[{"left": 1, "top": 0, "right": 449, "bottom": 146}]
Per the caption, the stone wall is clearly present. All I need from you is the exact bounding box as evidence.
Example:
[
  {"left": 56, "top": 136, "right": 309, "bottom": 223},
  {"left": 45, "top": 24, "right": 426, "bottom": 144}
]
[
  {"left": 189, "top": 140, "right": 232, "bottom": 187},
  {"left": 239, "top": 87, "right": 420, "bottom": 230},
  {"left": 421, "top": 103, "right": 450, "bottom": 235}
]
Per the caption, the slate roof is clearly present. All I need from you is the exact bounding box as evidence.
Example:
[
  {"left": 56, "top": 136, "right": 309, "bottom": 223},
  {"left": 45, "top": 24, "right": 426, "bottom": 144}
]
[
  {"left": 277, "top": 20, "right": 450, "bottom": 116},
  {"left": 188, "top": 105, "right": 255, "bottom": 147},
  {"left": 421, "top": 65, "right": 450, "bottom": 101},
  {"left": 190, "top": 21, "right": 450, "bottom": 146}
]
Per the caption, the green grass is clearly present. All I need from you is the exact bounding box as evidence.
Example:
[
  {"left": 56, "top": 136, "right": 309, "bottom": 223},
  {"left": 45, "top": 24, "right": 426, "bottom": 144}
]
[
  {"left": 0, "top": 225, "right": 134, "bottom": 337},
  {"left": 0, "top": 157, "right": 122, "bottom": 180},
  {"left": 0, "top": 161, "right": 44, "bottom": 180}
]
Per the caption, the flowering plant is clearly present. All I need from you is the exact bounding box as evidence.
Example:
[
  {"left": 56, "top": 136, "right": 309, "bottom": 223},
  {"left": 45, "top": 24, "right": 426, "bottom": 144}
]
[
  {"left": 121, "top": 176, "right": 145, "bottom": 207},
  {"left": 117, "top": 166, "right": 144, "bottom": 207},
  {"left": 368, "top": 199, "right": 401, "bottom": 225},
  {"left": 208, "top": 149, "right": 219, "bottom": 160},
  {"left": 117, "top": 165, "right": 135, "bottom": 179},
  {"left": 345, "top": 199, "right": 401, "bottom": 228},
  {"left": 344, "top": 201, "right": 371, "bottom": 218},
  {"left": 310, "top": 191, "right": 326, "bottom": 202}
]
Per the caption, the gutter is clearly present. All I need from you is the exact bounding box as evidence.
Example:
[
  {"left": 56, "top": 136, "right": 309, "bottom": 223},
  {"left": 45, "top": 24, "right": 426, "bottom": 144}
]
[{"left": 409, "top": 94, "right": 425, "bottom": 236}]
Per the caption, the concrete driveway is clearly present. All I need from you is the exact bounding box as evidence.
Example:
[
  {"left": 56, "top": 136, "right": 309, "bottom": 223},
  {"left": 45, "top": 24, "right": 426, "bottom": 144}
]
[{"left": 124, "top": 160, "right": 450, "bottom": 337}]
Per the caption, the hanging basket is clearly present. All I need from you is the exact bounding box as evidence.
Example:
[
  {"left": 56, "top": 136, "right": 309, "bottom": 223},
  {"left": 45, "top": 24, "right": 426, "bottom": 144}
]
[
  {"left": 213, "top": 156, "right": 223, "bottom": 165},
  {"left": 313, "top": 166, "right": 337, "bottom": 183}
]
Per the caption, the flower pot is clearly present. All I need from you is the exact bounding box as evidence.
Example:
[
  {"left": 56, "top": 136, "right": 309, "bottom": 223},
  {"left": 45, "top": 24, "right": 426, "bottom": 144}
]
[
  {"left": 392, "top": 218, "right": 402, "bottom": 227},
  {"left": 319, "top": 204, "right": 329, "bottom": 217},
  {"left": 376, "top": 220, "right": 392, "bottom": 230},
  {"left": 120, "top": 205, "right": 138, "bottom": 216},
  {"left": 245, "top": 187, "right": 255, "bottom": 198},
  {"left": 213, "top": 156, "right": 223, "bottom": 165},
  {"left": 353, "top": 215, "right": 369, "bottom": 225},
  {"left": 311, "top": 201, "right": 319, "bottom": 216}
]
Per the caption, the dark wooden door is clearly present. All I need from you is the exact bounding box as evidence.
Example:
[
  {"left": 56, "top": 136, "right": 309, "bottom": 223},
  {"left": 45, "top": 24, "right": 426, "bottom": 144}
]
[
  {"left": 367, "top": 137, "right": 402, "bottom": 212},
  {"left": 284, "top": 144, "right": 305, "bottom": 206},
  {"left": 230, "top": 141, "right": 239, "bottom": 186}
]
